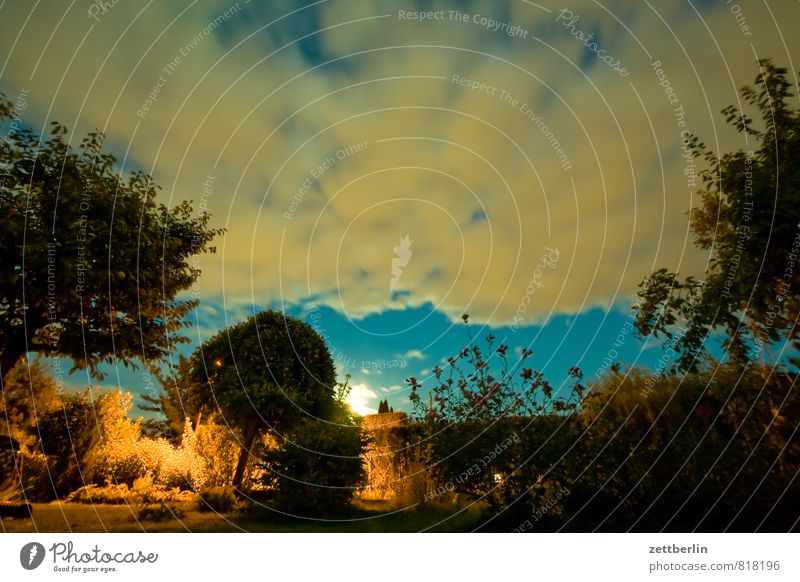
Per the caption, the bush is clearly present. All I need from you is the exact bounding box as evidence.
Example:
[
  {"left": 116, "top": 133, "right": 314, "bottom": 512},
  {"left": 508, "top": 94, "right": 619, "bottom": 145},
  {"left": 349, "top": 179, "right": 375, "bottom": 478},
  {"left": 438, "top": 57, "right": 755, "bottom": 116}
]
[
  {"left": 28, "top": 408, "right": 245, "bottom": 502},
  {"left": 418, "top": 416, "right": 577, "bottom": 522},
  {"left": 66, "top": 483, "right": 132, "bottom": 505},
  {"left": 392, "top": 457, "right": 430, "bottom": 507},
  {"left": 196, "top": 485, "right": 237, "bottom": 513},
  {"left": 0, "top": 357, "right": 60, "bottom": 450},
  {"left": 362, "top": 420, "right": 430, "bottom": 506},
  {"left": 11, "top": 376, "right": 237, "bottom": 499},
  {"left": 65, "top": 477, "right": 196, "bottom": 505},
  {"left": 262, "top": 418, "right": 365, "bottom": 516},
  {"left": 97, "top": 417, "right": 226, "bottom": 491},
  {"left": 137, "top": 502, "right": 184, "bottom": 522},
  {"left": 192, "top": 419, "right": 240, "bottom": 487},
  {"left": 9, "top": 388, "right": 148, "bottom": 500},
  {"left": 18, "top": 451, "right": 53, "bottom": 502},
  {"left": 404, "top": 322, "right": 585, "bottom": 523},
  {"left": 35, "top": 390, "right": 109, "bottom": 496},
  {"left": 98, "top": 414, "right": 208, "bottom": 490},
  {"left": 568, "top": 364, "right": 800, "bottom": 531}
]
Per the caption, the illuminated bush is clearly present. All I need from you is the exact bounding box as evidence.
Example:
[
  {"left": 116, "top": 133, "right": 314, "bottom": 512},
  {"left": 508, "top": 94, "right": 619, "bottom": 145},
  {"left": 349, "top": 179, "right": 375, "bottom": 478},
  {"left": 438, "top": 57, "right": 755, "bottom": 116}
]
[
  {"left": 66, "top": 477, "right": 195, "bottom": 505},
  {"left": 192, "top": 418, "right": 241, "bottom": 488}
]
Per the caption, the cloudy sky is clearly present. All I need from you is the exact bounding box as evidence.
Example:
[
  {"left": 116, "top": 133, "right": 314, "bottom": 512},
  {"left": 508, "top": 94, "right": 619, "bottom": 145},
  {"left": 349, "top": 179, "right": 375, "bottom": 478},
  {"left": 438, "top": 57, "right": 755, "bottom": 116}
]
[{"left": 2, "top": 0, "right": 798, "bottom": 414}]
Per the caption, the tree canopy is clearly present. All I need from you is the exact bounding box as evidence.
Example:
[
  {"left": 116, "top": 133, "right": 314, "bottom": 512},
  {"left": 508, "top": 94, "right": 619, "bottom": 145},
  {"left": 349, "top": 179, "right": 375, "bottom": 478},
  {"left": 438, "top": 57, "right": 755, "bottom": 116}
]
[
  {"left": 634, "top": 60, "right": 800, "bottom": 371},
  {"left": 187, "top": 309, "right": 337, "bottom": 488},
  {"left": 0, "top": 96, "right": 223, "bottom": 383}
]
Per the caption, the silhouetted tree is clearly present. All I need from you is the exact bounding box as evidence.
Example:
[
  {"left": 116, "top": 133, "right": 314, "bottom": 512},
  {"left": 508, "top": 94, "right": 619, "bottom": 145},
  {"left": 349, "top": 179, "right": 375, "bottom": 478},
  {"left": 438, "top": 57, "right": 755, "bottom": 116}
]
[
  {"left": 0, "top": 95, "right": 223, "bottom": 385},
  {"left": 635, "top": 60, "right": 800, "bottom": 371},
  {"left": 188, "top": 310, "right": 336, "bottom": 489}
]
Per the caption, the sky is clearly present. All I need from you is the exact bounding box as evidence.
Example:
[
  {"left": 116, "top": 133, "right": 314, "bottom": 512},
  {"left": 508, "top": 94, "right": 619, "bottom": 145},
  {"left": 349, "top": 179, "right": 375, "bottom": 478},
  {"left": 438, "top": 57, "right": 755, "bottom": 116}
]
[{"left": 2, "top": 0, "right": 798, "bottom": 416}]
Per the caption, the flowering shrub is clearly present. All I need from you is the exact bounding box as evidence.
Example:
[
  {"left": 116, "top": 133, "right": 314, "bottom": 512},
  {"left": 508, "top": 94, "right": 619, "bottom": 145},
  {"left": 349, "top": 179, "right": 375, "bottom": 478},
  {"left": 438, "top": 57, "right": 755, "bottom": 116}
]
[
  {"left": 407, "top": 317, "right": 584, "bottom": 422},
  {"left": 94, "top": 396, "right": 195, "bottom": 489},
  {"left": 85, "top": 409, "right": 248, "bottom": 496},
  {"left": 34, "top": 388, "right": 121, "bottom": 496},
  {"left": 23, "top": 388, "right": 240, "bottom": 498},
  {"left": 96, "top": 401, "right": 239, "bottom": 491},
  {"left": 151, "top": 420, "right": 207, "bottom": 489},
  {"left": 404, "top": 315, "right": 585, "bottom": 517},
  {"left": 13, "top": 374, "right": 265, "bottom": 501}
]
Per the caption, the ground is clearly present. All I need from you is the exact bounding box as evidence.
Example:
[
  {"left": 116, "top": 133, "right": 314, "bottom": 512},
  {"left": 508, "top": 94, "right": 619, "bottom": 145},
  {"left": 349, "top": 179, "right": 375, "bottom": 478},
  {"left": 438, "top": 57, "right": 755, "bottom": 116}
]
[{"left": 0, "top": 499, "right": 485, "bottom": 533}]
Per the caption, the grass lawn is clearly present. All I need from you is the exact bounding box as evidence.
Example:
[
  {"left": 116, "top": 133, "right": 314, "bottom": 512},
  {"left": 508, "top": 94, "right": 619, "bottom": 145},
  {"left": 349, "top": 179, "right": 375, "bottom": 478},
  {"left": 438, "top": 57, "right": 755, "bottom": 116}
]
[{"left": 1, "top": 499, "right": 485, "bottom": 533}]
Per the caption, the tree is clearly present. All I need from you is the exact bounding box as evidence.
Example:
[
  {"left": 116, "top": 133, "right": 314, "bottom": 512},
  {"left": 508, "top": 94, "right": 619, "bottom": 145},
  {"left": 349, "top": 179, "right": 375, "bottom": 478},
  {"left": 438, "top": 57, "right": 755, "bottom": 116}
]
[
  {"left": 0, "top": 96, "right": 223, "bottom": 384},
  {"left": 377, "top": 399, "right": 389, "bottom": 414},
  {"left": 188, "top": 310, "right": 337, "bottom": 489},
  {"left": 635, "top": 60, "right": 800, "bottom": 371}
]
